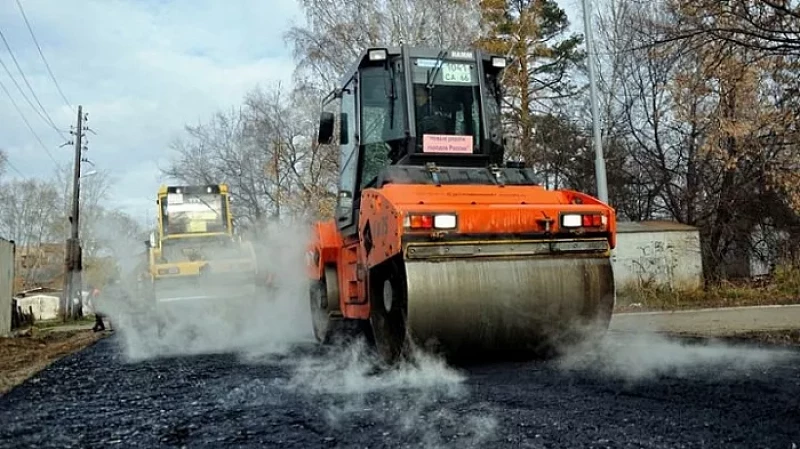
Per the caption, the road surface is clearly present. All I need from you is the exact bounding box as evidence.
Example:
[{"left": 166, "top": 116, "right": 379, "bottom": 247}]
[
  {"left": 611, "top": 304, "right": 800, "bottom": 336},
  {"left": 1, "top": 324, "right": 799, "bottom": 448}
]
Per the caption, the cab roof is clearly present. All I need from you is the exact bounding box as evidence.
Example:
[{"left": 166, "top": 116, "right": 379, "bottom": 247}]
[
  {"left": 157, "top": 184, "right": 228, "bottom": 195},
  {"left": 337, "top": 45, "right": 506, "bottom": 88}
]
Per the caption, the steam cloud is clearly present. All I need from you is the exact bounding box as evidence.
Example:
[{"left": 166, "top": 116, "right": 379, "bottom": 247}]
[
  {"left": 93, "top": 216, "right": 315, "bottom": 361},
  {"left": 555, "top": 318, "right": 799, "bottom": 384},
  {"left": 272, "top": 338, "right": 497, "bottom": 448}
]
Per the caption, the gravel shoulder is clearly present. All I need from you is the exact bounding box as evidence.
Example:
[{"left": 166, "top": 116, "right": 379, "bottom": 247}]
[{"left": 0, "top": 327, "right": 107, "bottom": 396}]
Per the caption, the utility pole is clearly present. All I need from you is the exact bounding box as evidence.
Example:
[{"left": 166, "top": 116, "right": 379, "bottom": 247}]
[
  {"left": 62, "top": 105, "right": 84, "bottom": 320},
  {"left": 581, "top": 0, "right": 609, "bottom": 204}
]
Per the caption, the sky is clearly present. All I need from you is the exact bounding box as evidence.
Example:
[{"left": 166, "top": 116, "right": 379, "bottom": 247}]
[
  {"left": 0, "top": 0, "right": 591, "bottom": 228},
  {"left": 0, "top": 0, "right": 302, "bottom": 226}
]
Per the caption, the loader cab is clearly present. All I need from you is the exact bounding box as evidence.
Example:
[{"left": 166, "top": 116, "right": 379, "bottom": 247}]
[
  {"left": 317, "top": 45, "right": 508, "bottom": 235},
  {"left": 156, "top": 184, "right": 233, "bottom": 241}
]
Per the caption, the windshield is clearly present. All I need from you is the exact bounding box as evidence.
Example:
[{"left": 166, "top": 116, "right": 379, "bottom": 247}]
[
  {"left": 161, "top": 192, "right": 226, "bottom": 235},
  {"left": 411, "top": 58, "right": 482, "bottom": 154}
]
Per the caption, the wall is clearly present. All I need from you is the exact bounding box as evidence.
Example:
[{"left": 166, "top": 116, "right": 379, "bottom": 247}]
[
  {"left": 0, "top": 238, "right": 14, "bottom": 336},
  {"left": 612, "top": 226, "right": 703, "bottom": 291}
]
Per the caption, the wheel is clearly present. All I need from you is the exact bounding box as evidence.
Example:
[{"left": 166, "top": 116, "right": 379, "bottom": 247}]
[
  {"left": 369, "top": 259, "right": 412, "bottom": 365},
  {"left": 309, "top": 278, "right": 334, "bottom": 343},
  {"left": 310, "top": 266, "right": 364, "bottom": 345}
]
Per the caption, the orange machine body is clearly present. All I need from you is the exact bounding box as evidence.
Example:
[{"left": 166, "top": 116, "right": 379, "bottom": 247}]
[{"left": 308, "top": 183, "right": 617, "bottom": 321}]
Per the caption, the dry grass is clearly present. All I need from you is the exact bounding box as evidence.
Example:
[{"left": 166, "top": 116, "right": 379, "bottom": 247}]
[
  {"left": 0, "top": 328, "right": 106, "bottom": 396},
  {"left": 614, "top": 265, "right": 800, "bottom": 313}
]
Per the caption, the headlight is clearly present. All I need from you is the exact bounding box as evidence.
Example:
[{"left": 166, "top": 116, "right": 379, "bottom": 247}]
[
  {"left": 561, "top": 213, "right": 606, "bottom": 229},
  {"left": 561, "top": 214, "right": 582, "bottom": 228},
  {"left": 433, "top": 214, "right": 457, "bottom": 229},
  {"left": 368, "top": 49, "right": 388, "bottom": 61},
  {"left": 491, "top": 56, "right": 507, "bottom": 68},
  {"left": 404, "top": 213, "right": 458, "bottom": 230}
]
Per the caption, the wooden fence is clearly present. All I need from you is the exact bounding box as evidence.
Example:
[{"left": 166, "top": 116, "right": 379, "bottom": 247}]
[{"left": 10, "top": 298, "right": 34, "bottom": 329}]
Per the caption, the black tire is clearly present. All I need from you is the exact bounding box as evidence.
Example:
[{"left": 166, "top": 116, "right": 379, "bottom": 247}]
[
  {"left": 369, "top": 258, "right": 412, "bottom": 365},
  {"left": 310, "top": 268, "right": 365, "bottom": 346},
  {"left": 309, "top": 278, "right": 334, "bottom": 344}
]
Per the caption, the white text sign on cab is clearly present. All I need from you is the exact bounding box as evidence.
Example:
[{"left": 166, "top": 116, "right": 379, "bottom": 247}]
[{"left": 442, "top": 63, "right": 472, "bottom": 84}]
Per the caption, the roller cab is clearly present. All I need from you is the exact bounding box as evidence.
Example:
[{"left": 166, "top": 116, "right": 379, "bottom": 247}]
[{"left": 307, "top": 45, "right": 617, "bottom": 364}]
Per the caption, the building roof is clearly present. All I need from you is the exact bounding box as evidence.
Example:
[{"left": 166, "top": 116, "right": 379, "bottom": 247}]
[
  {"left": 15, "top": 286, "right": 63, "bottom": 297},
  {"left": 617, "top": 220, "right": 698, "bottom": 234}
]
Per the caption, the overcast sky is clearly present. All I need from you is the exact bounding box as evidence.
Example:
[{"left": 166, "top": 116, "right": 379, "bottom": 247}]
[
  {"left": 0, "top": 0, "right": 587, "bottom": 226},
  {"left": 0, "top": 0, "right": 301, "bottom": 225}
]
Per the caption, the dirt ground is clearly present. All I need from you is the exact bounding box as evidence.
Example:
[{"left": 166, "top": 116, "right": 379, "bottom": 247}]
[{"left": 0, "top": 328, "right": 107, "bottom": 396}]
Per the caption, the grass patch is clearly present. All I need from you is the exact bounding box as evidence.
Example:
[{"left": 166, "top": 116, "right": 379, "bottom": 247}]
[
  {"left": 32, "top": 316, "right": 95, "bottom": 330},
  {"left": 615, "top": 265, "right": 800, "bottom": 313}
]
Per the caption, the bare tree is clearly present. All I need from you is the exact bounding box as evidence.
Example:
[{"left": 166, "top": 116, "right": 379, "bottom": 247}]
[
  {"left": 0, "top": 149, "right": 7, "bottom": 180},
  {"left": 88, "top": 208, "right": 148, "bottom": 286},
  {"left": 285, "top": 0, "right": 482, "bottom": 88},
  {"left": 0, "top": 178, "right": 62, "bottom": 287},
  {"left": 656, "top": 0, "right": 800, "bottom": 57},
  {"left": 51, "top": 162, "right": 113, "bottom": 260},
  {"left": 163, "top": 82, "right": 338, "bottom": 230},
  {"left": 242, "top": 83, "right": 338, "bottom": 221}
]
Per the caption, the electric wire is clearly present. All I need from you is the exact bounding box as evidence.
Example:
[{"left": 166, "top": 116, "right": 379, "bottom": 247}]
[
  {"left": 3, "top": 157, "right": 26, "bottom": 177},
  {"left": 0, "top": 76, "right": 60, "bottom": 166},
  {"left": 14, "top": 0, "right": 74, "bottom": 113},
  {"left": 0, "top": 26, "right": 68, "bottom": 141}
]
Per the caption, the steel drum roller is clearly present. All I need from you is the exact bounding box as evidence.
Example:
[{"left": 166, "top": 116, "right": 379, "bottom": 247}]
[{"left": 403, "top": 256, "right": 615, "bottom": 359}]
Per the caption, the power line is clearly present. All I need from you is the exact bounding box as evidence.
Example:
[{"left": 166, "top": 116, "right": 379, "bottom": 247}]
[
  {"left": 0, "top": 26, "right": 68, "bottom": 141},
  {"left": 5, "top": 160, "right": 25, "bottom": 177},
  {"left": 1, "top": 152, "right": 26, "bottom": 177},
  {"left": 14, "top": 0, "right": 74, "bottom": 113},
  {"left": 0, "top": 76, "right": 60, "bottom": 166}
]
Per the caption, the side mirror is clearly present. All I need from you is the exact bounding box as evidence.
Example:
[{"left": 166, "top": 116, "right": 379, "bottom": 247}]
[
  {"left": 318, "top": 112, "right": 335, "bottom": 145},
  {"left": 149, "top": 231, "right": 157, "bottom": 248}
]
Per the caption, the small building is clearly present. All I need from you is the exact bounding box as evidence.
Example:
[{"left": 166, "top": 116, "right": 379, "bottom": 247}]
[
  {"left": 612, "top": 220, "right": 704, "bottom": 291},
  {"left": 14, "top": 287, "right": 63, "bottom": 321},
  {"left": 0, "top": 238, "right": 15, "bottom": 336}
]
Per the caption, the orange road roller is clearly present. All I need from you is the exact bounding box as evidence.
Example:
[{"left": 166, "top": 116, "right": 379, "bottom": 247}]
[{"left": 306, "top": 45, "right": 617, "bottom": 364}]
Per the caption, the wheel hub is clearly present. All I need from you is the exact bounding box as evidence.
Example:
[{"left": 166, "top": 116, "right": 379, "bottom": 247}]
[
  {"left": 318, "top": 286, "right": 327, "bottom": 309},
  {"left": 383, "top": 279, "right": 393, "bottom": 312}
]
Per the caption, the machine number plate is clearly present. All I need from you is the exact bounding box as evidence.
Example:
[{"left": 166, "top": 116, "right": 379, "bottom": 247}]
[{"left": 442, "top": 63, "right": 472, "bottom": 83}]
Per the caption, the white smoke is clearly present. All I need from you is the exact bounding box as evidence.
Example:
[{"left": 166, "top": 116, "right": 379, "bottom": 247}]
[
  {"left": 276, "top": 337, "right": 498, "bottom": 448},
  {"left": 93, "top": 215, "right": 315, "bottom": 361},
  {"left": 556, "top": 326, "right": 799, "bottom": 384}
]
